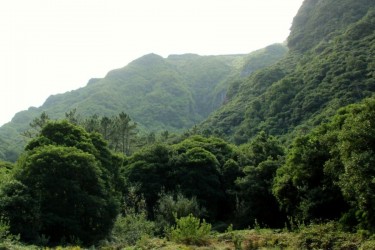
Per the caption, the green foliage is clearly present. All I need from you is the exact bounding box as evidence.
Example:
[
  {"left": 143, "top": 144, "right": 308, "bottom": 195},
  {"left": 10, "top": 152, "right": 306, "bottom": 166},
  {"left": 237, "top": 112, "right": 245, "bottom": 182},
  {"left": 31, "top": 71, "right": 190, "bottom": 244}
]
[
  {"left": 361, "top": 240, "right": 375, "bottom": 250},
  {"left": 111, "top": 214, "right": 155, "bottom": 247},
  {"left": 235, "top": 132, "right": 285, "bottom": 228},
  {"left": 123, "top": 136, "right": 244, "bottom": 221},
  {"left": 21, "top": 111, "right": 50, "bottom": 138},
  {"left": 0, "top": 121, "right": 120, "bottom": 245},
  {"left": 0, "top": 47, "right": 287, "bottom": 162},
  {"left": 70, "top": 111, "right": 139, "bottom": 155},
  {"left": 0, "top": 179, "right": 40, "bottom": 241},
  {"left": 272, "top": 133, "right": 347, "bottom": 222},
  {"left": 171, "top": 136, "right": 243, "bottom": 220},
  {"left": 109, "top": 186, "right": 155, "bottom": 247},
  {"left": 273, "top": 97, "right": 375, "bottom": 231},
  {"left": 288, "top": 0, "right": 372, "bottom": 52},
  {"left": 335, "top": 98, "right": 375, "bottom": 231},
  {"left": 202, "top": 1, "right": 375, "bottom": 144},
  {"left": 123, "top": 144, "right": 173, "bottom": 215},
  {"left": 170, "top": 146, "right": 222, "bottom": 218},
  {"left": 295, "top": 222, "right": 360, "bottom": 250},
  {"left": 2, "top": 1, "right": 375, "bottom": 247},
  {"left": 154, "top": 192, "right": 206, "bottom": 234},
  {"left": 0, "top": 217, "right": 10, "bottom": 241},
  {"left": 168, "top": 214, "right": 211, "bottom": 246},
  {"left": 0, "top": 161, "right": 13, "bottom": 185}
]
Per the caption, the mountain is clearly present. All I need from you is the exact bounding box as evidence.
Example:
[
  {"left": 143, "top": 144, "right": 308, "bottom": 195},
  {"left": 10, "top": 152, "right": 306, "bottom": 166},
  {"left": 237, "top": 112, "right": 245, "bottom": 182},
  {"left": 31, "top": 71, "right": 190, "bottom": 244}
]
[
  {"left": 0, "top": 44, "right": 287, "bottom": 161},
  {"left": 201, "top": 0, "right": 375, "bottom": 144}
]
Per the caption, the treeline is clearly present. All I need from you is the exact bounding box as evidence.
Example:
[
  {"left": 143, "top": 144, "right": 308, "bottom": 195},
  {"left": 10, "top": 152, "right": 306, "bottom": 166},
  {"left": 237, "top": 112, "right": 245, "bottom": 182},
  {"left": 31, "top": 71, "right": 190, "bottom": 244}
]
[
  {"left": 0, "top": 96, "right": 375, "bottom": 247},
  {"left": 22, "top": 109, "right": 181, "bottom": 156}
]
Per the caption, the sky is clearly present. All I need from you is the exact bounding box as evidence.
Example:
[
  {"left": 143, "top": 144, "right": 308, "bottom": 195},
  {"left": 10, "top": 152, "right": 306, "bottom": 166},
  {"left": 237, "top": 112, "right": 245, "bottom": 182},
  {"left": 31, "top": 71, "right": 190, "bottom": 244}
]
[{"left": 0, "top": 0, "right": 304, "bottom": 126}]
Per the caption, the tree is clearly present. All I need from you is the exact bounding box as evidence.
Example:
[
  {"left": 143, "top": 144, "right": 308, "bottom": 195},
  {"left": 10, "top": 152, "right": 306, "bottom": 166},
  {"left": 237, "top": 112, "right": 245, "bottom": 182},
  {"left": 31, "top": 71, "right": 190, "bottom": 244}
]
[
  {"left": 272, "top": 98, "right": 375, "bottom": 228},
  {"left": 82, "top": 114, "right": 100, "bottom": 133},
  {"left": 113, "top": 112, "right": 137, "bottom": 155},
  {"left": 154, "top": 192, "right": 206, "bottom": 234},
  {"left": 123, "top": 144, "right": 173, "bottom": 216},
  {"left": 235, "top": 132, "right": 285, "bottom": 228},
  {"left": 272, "top": 133, "right": 347, "bottom": 223},
  {"left": 22, "top": 111, "right": 50, "bottom": 138},
  {"left": 100, "top": 116, "right": 113, "bottom": 141},
  {"left": 122, "top": 136, "right": 242, "bottom": 222},
  {"left": 0, "top": 161, "right": 13, "bottom": 183},
  {"left": 1, "top": 121, "right": 120, "bottom": 245},
  {"left": 336, "top": 98, "right": 375, "bottom": 231},
  {"left": 168, "top": 214, "right": 211, "bottom": 246},
  {"left": 65, "top": 108, "right": 81, "bottom": 125},
  {"left": 170, "top": 147, "right": 222, "bottom": 219},
  {"left": 171, "top": 136, "right": 243, "bottom": 220}
]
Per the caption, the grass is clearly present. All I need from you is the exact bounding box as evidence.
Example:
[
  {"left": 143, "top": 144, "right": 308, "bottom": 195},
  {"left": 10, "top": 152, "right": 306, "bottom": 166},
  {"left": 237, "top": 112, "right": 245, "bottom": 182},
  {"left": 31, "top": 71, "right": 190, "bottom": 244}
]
[{"left": 1, "top": 223, "right": 375, "bottom": 249}]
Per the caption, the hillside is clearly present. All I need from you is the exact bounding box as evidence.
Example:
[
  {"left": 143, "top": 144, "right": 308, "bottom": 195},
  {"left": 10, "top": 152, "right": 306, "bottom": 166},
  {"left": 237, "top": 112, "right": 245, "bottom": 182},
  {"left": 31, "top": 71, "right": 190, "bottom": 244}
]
[
  {"left": 2, "top": 0, "right": 375, "bottom": 248},
  {"left": 0, "top": 44, "right": 287, "bottom": 161},
  {"left": 201, "top": 0, "right": 375, "bottom": 143}
]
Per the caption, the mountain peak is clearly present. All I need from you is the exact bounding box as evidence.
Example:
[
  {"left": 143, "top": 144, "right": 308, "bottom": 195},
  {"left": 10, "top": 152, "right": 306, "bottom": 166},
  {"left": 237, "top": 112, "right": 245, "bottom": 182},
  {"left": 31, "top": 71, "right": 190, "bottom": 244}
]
[
  {"left": 130, "top": 53, "right": 164, "bottom": 66},
  {"left": 288, "top": 0, "right": 371, "bottom": 52}
]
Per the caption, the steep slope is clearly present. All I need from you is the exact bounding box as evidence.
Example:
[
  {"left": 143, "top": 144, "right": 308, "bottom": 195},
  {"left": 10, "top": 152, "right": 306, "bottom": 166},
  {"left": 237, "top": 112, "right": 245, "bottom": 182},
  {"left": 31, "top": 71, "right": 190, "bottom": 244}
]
[
  {"left": 202, "top": 0, "right": 375, "bottom": 144},
  {"left": 0, "top": 44, "right": 287, "bottom": 161}
]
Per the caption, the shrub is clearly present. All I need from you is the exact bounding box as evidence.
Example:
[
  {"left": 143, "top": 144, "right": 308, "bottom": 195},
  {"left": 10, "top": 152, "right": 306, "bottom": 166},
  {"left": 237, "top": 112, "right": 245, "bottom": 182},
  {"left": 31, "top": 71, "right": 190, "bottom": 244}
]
[
  {"left": 294, "top": 222, "right": 359, "bottom": 249},
  {"left": 360, "top": 240, "right": 375, "bottom": 250},
  {"left": 168, "top": 214, "right": 211, "bottom": 246},
  {"left": 154, "top": 192, "right": 206, "bottom": 234},
  {"left": 111, "top": 213, "right": 155, "bottom": 246},
  {"left": 0, "top": 218, "right": 9, "bottom": 241},
  {"left": 110, "top": 187, "right": 155, "bottom": 246}
]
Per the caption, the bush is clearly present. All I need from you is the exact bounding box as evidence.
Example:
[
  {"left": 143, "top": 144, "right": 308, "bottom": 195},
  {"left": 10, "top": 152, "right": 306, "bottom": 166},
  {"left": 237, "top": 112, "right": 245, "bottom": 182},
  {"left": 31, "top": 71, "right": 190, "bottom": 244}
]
[
  {"left": 294, "top": 222, "right": 359, "bottom": 249},
  {"left": 360, "top": 240, "right": 375, "bottom": 250},
  {"left": 110, "top": 213, "right": 155, "bottom": 246},
  {"left": 110, "top": 187, "right": 155, "bottom": 247},
  {"left": 154, "top": 192, "right": 206, "bottom": 234},
  {"left": 168, "top": 214, "right": 211, "bottom": 246},
  {"left": 0, "top": 218, "right": 9, "bottom": 241}
]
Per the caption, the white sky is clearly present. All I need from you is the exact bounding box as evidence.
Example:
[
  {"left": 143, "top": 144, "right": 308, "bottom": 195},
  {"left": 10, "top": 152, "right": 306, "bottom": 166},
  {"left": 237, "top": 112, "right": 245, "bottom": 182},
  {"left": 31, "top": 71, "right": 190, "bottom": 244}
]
[{"left": 0, "top": 0, "right": 304, "bottom": 126}]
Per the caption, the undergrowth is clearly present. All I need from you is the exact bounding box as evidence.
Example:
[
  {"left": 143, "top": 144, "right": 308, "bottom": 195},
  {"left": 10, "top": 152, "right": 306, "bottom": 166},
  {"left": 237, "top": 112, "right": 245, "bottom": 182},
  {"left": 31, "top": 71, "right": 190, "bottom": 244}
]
[{"left": 1, "top": 222, "right": 375, "bottom": 249}]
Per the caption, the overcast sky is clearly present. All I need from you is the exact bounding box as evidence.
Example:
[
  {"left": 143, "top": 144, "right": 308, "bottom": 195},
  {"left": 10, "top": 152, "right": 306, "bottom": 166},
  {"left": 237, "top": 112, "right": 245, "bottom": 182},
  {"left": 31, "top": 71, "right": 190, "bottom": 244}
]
[{"left": 0, "top": 0, "right": 304, "bottom": 126}]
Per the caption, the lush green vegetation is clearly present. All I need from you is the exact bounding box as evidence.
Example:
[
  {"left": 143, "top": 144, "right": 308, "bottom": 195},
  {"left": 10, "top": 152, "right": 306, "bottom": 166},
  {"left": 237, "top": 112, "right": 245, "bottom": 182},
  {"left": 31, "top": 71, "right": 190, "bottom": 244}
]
[
  {"left": 202, "top": 2, "right": 375, "bottom": 144},
  {"left": 1, "top": 0, "right": 375, "bottom": 248},
  {"left": 0, "top": 45, "right": 287, "bottom": 162},
  {"left": 0, "top": 121, "right": 121, "bottom": 246},
  {"left": 1, "top": 97, "right": 375, "bottom": 248}
]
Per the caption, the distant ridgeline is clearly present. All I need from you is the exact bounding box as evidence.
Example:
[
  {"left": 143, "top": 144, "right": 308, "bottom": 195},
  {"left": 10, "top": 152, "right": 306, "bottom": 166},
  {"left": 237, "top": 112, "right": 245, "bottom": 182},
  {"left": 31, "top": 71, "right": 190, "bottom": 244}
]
[
  {"left": 202, "top": 0, "right": 375, "bottom": 143},
  {"left": 0, "top": 44, "right": 287, "bottom": 162}
]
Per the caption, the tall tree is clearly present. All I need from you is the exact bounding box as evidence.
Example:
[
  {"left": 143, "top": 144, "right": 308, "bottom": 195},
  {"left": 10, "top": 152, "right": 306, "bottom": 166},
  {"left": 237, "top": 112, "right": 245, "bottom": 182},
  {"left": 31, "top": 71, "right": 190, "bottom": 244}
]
[
  {"left": 21, "top": 111, "right": 50, "bottom": 138},
  {"left": 0, "top": 121, "right": 120, "bottom": 245},
  {"left": 235, "top": 132, "right": 285, "bottom": 228},
  {"left": 337, "top": 98, "right": 375, "bottom": 231},
  {"left": 115, "top": 112, "right": 137, "bottom": 155}
]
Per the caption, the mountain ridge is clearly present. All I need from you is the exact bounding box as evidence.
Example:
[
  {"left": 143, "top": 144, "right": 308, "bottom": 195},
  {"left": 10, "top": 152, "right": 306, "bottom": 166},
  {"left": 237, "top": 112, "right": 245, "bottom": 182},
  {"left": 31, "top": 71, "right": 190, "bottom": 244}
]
[
  {"left": 201, "top": 0, "right": 375, "bottom": 143},
  {"left": 0, "top": 44, "right": 287, "bottom": 161}
]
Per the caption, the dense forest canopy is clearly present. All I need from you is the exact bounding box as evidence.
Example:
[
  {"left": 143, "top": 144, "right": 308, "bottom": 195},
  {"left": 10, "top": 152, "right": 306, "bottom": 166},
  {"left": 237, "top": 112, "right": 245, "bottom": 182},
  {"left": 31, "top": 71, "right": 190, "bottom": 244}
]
[{"left": 1, "top": 0, "right": 375, "bottom": 248}]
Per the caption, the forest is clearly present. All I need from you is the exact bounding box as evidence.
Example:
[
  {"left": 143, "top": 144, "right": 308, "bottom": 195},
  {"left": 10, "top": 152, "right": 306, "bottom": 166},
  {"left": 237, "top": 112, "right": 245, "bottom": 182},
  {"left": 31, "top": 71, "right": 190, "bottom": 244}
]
[
  {"left": 1, "top": 0, "right": 375, "bottom": 249},
  {"left": 1, "top": 98, "right": 375, "bottom": 249}
]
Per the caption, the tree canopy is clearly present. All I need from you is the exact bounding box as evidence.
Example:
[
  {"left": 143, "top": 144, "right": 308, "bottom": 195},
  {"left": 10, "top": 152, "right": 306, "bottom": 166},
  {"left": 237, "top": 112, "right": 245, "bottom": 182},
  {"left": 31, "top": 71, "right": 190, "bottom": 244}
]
[
  {"left": 0, "top": 121, "right": 121, "bottom": 245},
  {"left": 273, "top": 97, "right": 375, "bottom": 231}
]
